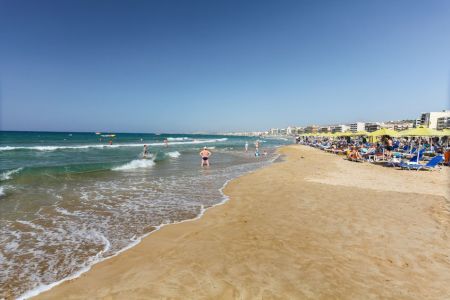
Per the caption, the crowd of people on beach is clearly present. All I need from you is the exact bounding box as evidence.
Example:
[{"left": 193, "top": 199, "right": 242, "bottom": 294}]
[{"left": 298, "top": 134, "right": 450, "bottom": 170}]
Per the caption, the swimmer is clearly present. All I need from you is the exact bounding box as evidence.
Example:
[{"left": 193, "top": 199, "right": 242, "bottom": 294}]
[
  {"left": 142, "top": 144, "right": 149, "bottom": 158},
  {"left": 164, "top": 138, "right": 169, "bottom": 147},
  {"left": 200, "top": 146, "right": 212, "bottom": 167},
  {"left": 245, "top": 141, "right": 249, "bottom": 152}
]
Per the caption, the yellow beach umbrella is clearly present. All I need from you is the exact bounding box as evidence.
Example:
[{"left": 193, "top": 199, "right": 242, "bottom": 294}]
[
  {"left": 352, "top": 130, "right": 369, "bottom": 136},
  {"left": 441, "top": 129, "right": 450, "bottom": 136},
  {"left": 318, "top": 132, "right": 333, "bottom": 137},
  {"left": 398, "top": 126, "right": 442, "bottom": 137},
  {"left": 338, "top": 131, "right": 353, "bottom": 137},
  {"left": 367, "top": 128, "right": 399, "bottom": 137}
]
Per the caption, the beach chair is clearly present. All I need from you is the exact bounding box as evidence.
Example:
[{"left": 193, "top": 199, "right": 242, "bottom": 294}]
[
  {"left": 399, "top": 155, "right": 444, "bottom": 171},
  {"left": 386, "top": 155, "right": 422, "bottom": 167}
]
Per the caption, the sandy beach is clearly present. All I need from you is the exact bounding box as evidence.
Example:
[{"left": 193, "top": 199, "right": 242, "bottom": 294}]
[{"left": 33, "top": 145, "right": 450, "bottom": 300}]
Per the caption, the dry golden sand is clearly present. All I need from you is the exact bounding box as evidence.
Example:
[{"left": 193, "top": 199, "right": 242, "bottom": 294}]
[{"left": 34, "top": 145, "right": 450, "bottom": 300}]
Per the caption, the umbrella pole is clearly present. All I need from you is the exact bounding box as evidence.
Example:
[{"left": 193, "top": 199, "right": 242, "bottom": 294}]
[{"left": 417, "top": 139, "right": 421, "bottom": 164}]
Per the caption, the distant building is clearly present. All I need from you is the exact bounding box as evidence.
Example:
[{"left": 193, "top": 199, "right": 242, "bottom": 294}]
[
  {"left": 269, "top": 128, "right": 280, "bottom": 135},
  {"left": 318, "top": 126, "right": 332, "bottom": 133},
  {"left": 413, "top": 119, "right": 421, "bottom": 128},
  {"left": 437, "top": 116, "right": 450, "bottom": 130},
  {"left": 304, "top": 125, "right": 319, "bottom": 133},
  {"left": 382, "top": 120, "right": 414, "bottom": 131},
  {"left": 286, "top": 126, "right": 293, "bottom": 135},
  {"left": 332, "top": 124, "right": 350, "bottom": 133},
  {"left": 295, "top": 127, "right": 305, "bottom": 134},
  {"left": 420, "top": 110, "right": 450, "bottom": 129},
  {"left": 350, "top": 122, "right": 365, "bottom": 133},
  {"left": 365, "top": 122, "right": 381, "bottom": 132}
]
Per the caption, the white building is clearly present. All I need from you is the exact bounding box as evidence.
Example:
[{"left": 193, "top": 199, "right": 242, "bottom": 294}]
[
  {"left": 350, "top": 122, "right": 365, "bottom": 133},
  {"left": 318, "top": 126, "right": 332, "bottom": 133},
  {"left": 269, "top": 128, "right": 280, "bottom": 135},
  {"left": 420, "top": 110, "right": 450, "bottom": 129},
  {"left": 332, "top": 124, "right": 350, "bottom": 133},
  {"left": 286, "top": 126, "right": 293, "bottom": 135},
  {"left": 437, "top": 116, "right": 450, "bottom": 130},
  {"left": 365, "top": 122, "right": 381, "bottom": 132}
]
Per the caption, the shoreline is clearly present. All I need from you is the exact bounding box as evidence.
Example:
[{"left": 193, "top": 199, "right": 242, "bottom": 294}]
[
  {"left": 19, "top": 153, "right": 280, "bottom": 300},
  {"left": 32, "top": 145, "right": 450, "bottom": 299}
]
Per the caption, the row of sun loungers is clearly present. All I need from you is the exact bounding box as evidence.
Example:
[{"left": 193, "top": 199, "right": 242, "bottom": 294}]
[{"left": 301, "top": 140, "right": 446, "bottom": 171}]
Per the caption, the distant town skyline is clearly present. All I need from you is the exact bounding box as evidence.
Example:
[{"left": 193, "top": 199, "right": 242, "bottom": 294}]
[{"left": 1, "top": 0, "right": 449, "bottom": 133}]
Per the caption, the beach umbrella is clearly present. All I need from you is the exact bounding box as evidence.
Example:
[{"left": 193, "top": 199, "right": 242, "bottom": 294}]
[
  {"left": 336, "top": 131, "right": 352, "bottom": 137},
  {"left": 398, "top": 126, "right": 444, "bottom": 163},
  {"left": 318, "top": 132, "right": 333, "bottom": 137},
  {"left": 436, "top": 129, "right": 450, "bottom": 137},
  {"left": 398, "top": 126, "right": 442, "bottom": 137},
  {"left": 352, "top": 130, "right": 369, "bottom": 136},
  {"left": 367, "top": 128, "right": 399, "bottom": 137}
]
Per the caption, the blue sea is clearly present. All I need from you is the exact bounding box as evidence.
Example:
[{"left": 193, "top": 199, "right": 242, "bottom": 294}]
[{"left": 0, "top": 131, "right": 290, "bottom": 299}]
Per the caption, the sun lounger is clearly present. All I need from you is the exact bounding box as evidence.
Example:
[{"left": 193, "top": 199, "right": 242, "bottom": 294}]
[{"left": 399, "top": 155, "right": 444, "bottom": 171}]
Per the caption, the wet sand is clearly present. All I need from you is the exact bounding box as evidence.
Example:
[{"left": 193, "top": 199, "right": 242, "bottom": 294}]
[{"left": 34, "top": 145, "right": 450, "bottom": 299}]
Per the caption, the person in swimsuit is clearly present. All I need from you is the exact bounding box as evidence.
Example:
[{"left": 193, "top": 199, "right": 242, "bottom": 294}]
[
  {"left": 385, "top": 137, "right": 393, "bottom": 159},
  {"left": 143, "top": 144, "right": 149, "bottom": 158},
  {"left": 200, "top": 146, "right": 212, "bottom": 167}
]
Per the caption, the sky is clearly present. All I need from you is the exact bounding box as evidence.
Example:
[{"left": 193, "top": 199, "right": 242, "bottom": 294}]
[{"left": 0, "top": 0, "right": 449, "bottom": 133}]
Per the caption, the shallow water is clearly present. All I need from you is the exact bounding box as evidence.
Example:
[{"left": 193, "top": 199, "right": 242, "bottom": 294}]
[{"left": 0, "top": 131, "right": 289, "bottom": 299}]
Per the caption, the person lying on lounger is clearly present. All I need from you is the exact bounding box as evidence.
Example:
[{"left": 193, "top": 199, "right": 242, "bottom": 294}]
[{"left": 347, "top": 147, "right": 363, "bottom": 161}]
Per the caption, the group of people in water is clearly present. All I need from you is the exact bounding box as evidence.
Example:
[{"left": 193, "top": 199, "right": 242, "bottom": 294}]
[{"left": 141, "top": 139, "right": 266, "bottom": 167}]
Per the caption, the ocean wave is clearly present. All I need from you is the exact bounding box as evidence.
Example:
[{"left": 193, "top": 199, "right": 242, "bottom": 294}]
[
  {"left": 166, "top": 137, "right": 190, "bottom": 141},
  {"left": 13, "top": 148, "right": 276, "bottom": 300},
  {"left": 112, "top": 159, "right": 155, "bottom": 171},
  {"left": 0, "top": 138, "right": 228, "bottom": 152},
  {"left": 0, "top": 186, "right": 5, "bottom": 197},
  {"left": 166, "top": 151, "right": 181, "bottom": 158},
  {"left": 1, "top": 168, "right": 23, "bottom": 181}
]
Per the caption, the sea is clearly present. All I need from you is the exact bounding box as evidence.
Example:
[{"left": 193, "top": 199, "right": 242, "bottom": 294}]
[{"left": 0, "top": 131, "right": 290, "bottom": 299}]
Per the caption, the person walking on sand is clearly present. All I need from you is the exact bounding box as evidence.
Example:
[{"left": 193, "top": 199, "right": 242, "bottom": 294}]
[
  {"left": 245, "top": 141, "right": 249, "bottom": 152},
  {"left": 200, "top": 146, "right": 212, "bottom": 167}
]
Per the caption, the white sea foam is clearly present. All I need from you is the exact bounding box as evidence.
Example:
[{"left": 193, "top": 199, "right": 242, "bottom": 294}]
[
  {"left": 112, "top": 159, "right": 155, "bottom": 171},
  {"left": 0, "top": 138, "right": 228, "bottom": 152},
  {"left": 166, "top": 137, "right": 190, "bottom": 141},
  {"left": 0, "top": 186, "right": 5, "bottom": 197},
  {"left": 0, "top": 168, "right": 23, "bottom": 181},
  {"left": 16, "top": 153, "right": 278, "bottom": 300},
  {"left": 167, "top": 151, "right": 181, "bottom": 158}
]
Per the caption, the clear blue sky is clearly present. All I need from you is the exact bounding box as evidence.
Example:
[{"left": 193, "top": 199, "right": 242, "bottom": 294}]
[{"left": 1, "top": 0, "right": 449, "bottom": 133}]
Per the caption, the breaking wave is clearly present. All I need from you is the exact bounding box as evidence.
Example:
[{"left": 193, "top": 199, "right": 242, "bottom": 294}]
[
  {"left": 1, "top": 168, "right": 23, "bottom": 181},
  {"left": 166, "top": 137, "right": 190, "bottom": 141},
  {"left": 166, "top": 151, "right": 181, "bottom": 158},
  {"left": 0, "top": 138, "right": 228, "bottom": 152},
  {"left": 112, "top": 159, "right": 155, "bottom": 171}
]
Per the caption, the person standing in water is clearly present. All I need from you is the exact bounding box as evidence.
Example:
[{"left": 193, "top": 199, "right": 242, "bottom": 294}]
[
  {"left": 142, "top": 144, "right": 149, "bottom": 158},
  {"left": 245, "top": 141, "right": 249, "bottom": 152},
  {"left": 199, "top": 146, "right": 212, "bottom": 167},
  {"left": 164, "top": 138, "right": 169, "bottom": 147}
]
